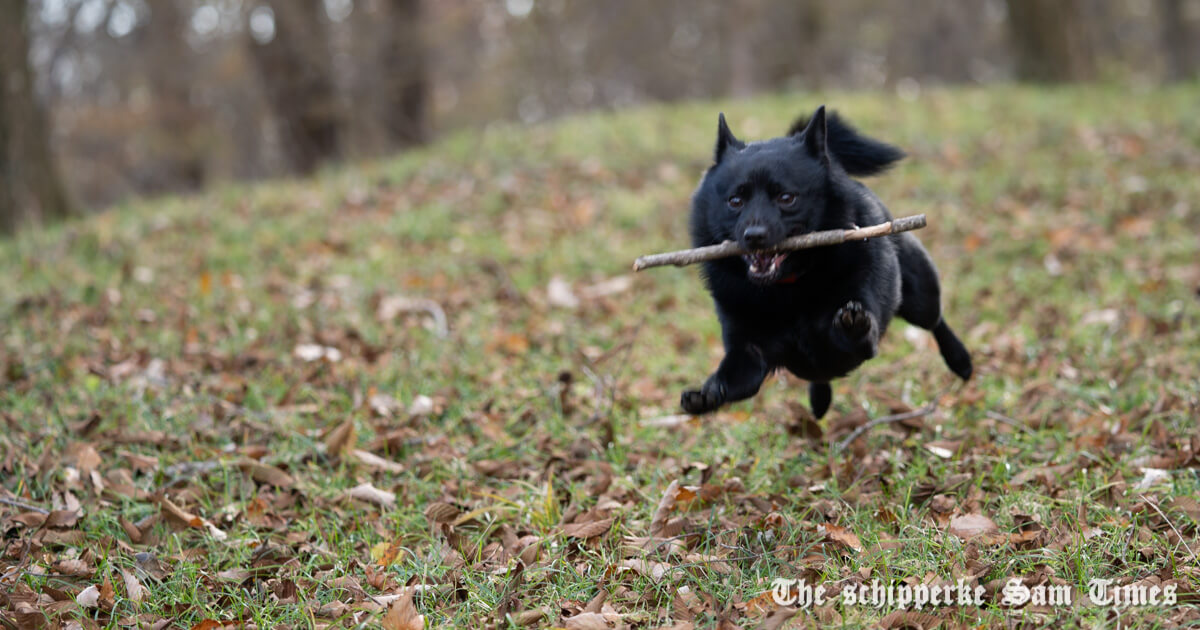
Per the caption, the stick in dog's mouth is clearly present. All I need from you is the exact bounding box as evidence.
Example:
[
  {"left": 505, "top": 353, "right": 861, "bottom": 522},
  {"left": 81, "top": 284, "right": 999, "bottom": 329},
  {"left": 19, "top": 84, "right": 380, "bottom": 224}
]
[{"left": 632, "top": 214, "right": 927, "bottom": 272}]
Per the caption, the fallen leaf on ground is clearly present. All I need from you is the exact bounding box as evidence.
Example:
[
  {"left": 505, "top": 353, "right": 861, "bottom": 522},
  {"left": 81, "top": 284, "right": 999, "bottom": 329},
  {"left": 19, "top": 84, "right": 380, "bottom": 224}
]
[
  {"left": 821, "top": 523, "right": 864, "bottom": 552},
  {"left": 381, "top": 589, "right": 424, "bottom": 630},
  {"left": 1134, "top": 468, "right": 1171, "bottom": 491},
  {"left": 353, "top": 449, "right": 405, "bottom": 472},
  {"left": 76, "top": 584, "right": 101, "bottom": 608},
  {"left": 348, "top": 482, "right": 397, "bottom": 508},
  {"left": 159, "top": 496, "right": 203, "bottom": 528},
  {"left": 564, "top": 611, "right": 618, "bottom": 629},
  {"left": 648, "top": 479, "right": 681, "bottom": 540},
  {"left": 122, "top": 569, "right": 146, "bottom": 602},
  {"left": 324, "top": 419, "right": 357, "bottom": 456},
  {"left": 238, "top": 459, "right": 295, "bottom": 487},
  {"left": 949, "top": 514, "right": 999, "bottom": 540},
  {"left": 563, "top": 517, "right": 614, "bottom": 539},
  {"left": 547, "top": 276, "right": 579, "bottom": 309}
]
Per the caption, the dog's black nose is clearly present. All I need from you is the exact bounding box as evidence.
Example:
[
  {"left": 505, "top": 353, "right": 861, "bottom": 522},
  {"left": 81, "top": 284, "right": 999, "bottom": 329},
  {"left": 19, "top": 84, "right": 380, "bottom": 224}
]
[{"left": 743, "top": 225, "right": 768, "bottom": 249}]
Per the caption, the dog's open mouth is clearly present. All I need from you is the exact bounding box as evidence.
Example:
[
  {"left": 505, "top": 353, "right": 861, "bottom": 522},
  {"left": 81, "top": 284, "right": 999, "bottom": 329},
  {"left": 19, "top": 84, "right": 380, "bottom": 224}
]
[{"left": 743, "top": 252, "right": 788, "bottom": 282}]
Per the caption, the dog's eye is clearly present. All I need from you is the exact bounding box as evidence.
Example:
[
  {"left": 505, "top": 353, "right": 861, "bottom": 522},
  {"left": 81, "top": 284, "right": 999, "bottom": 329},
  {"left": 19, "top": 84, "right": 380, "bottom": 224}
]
[
  {"left": 727, "top": 196, "right": 744, "bottom": 210},
  {"left": 777, "top": 193, "right": 797, "bottom": 208}
]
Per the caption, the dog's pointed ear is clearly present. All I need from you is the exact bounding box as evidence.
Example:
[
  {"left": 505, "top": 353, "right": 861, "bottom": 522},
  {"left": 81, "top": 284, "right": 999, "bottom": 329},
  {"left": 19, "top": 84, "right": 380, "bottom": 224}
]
[
  {"left": 800, "top": 105, "right": 829, "bottom": 165},
  {"left": 715, "top": 113, "right": 744, "bottom": 163}
]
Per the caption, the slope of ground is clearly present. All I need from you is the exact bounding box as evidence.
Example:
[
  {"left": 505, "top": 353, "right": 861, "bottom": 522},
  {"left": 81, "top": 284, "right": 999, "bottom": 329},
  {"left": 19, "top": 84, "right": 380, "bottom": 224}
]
[{"left": 2, "top": 86, "right": 1199, "bottom": 628}]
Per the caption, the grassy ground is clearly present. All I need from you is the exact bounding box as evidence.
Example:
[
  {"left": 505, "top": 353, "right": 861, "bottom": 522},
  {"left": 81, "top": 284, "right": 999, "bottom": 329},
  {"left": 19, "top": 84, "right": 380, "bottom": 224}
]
[{"left": 2, "top": 85, "right": 1199, "bottom": 629}]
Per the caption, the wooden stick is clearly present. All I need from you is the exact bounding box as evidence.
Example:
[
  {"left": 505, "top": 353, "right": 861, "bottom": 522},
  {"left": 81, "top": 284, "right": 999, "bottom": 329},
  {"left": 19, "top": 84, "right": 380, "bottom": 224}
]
[
  {"left": 834, "top": 396, "right": 939, "bottom": 453},
  {"left": 632, "top": 214, "right": 927, "bottom": 272},
  {"left": 0, "top": 497, "right": 50, "bottom": 514}
]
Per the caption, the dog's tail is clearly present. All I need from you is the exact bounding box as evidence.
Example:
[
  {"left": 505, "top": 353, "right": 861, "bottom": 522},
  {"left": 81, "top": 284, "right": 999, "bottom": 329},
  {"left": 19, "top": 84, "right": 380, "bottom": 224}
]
[{"left": 788, "top": 112, "right": 905, "bottom": 177}]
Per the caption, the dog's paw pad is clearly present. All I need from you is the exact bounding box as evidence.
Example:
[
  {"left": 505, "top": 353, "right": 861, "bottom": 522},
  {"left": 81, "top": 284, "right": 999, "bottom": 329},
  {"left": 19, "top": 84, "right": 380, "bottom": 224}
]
[
  {"left": 834, "top": 301, "right": 873, "bottom": 337},
  {"left": 681, "top": 388, "right": 723, "bottom": 415}
]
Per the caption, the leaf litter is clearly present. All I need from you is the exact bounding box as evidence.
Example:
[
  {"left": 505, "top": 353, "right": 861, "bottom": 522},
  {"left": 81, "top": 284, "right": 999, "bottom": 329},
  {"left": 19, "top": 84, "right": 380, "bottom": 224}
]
[{"left": 2, "top": 88, "right": 1200, "bottom": 627}]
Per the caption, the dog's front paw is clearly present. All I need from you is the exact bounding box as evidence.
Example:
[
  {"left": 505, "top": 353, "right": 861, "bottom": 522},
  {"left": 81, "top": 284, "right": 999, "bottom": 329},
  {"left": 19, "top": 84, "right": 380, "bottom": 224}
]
[
  {"left": 681, "top": 384, "right": 724, "bottom": 415},
  {"left": 834, "top": 301, "right": 874, "bottom": 339}
]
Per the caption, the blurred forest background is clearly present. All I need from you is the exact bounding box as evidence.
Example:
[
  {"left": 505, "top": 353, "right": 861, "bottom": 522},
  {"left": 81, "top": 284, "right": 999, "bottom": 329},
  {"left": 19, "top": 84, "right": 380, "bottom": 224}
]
[{"left": 1, "top": 0, "right": 1199, "bottom": 234}]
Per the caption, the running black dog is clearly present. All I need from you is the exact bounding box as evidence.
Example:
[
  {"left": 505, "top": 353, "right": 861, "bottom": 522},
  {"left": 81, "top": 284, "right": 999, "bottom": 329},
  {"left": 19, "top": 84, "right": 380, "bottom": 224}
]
[{"left": 682, "top": 106, "right": 972, "bottom": 418}]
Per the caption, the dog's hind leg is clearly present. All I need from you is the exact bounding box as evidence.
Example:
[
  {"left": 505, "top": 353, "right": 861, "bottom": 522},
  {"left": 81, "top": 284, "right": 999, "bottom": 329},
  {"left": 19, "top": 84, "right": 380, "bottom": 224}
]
[
  {"left": 808, "top": 382, "right": 832, "bottom": 419},
  {"left": 681, "top": 345, "right": 770, "bottom": 414},
  {"left": 894, "top": 233, "right": 973, "bottom": 380}
]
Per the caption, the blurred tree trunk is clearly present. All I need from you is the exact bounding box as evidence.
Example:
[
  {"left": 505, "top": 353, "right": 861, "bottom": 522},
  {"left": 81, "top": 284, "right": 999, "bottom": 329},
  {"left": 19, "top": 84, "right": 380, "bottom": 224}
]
[
  {"left": 0, "top": 0, "right": 75, "bottom": 234},
  {"left": 1160, "top": 0, "right": 1196, "bottom": 81},
  {"left": 726, "top": 0, "right": 764, "bottom": 98},
  {"left": 145, "top": 0, "right": 207, "bottom": 191},
  {"left": 1005, "top": 0, "right": 1096, "bottom": 82},
  {"left": 379, "top": 0, "right": 430, "bottom": 148},
  {"left": 249, "top": 0, "right": 342, "bottom": 174},
  {"left": 0, "top": 59, "right": 13, "bottom": 235}
]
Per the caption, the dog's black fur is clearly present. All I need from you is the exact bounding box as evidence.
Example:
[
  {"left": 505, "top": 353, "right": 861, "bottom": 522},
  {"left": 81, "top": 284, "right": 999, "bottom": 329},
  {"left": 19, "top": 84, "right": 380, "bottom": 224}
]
[{"left": 681, "top": 106, "right": 972, "bottom": 418}]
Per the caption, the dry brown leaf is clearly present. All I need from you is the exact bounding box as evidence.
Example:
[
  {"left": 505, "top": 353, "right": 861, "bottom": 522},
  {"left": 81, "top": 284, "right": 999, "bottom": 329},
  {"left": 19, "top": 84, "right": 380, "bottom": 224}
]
[
  {"left": 9, "top": 511, "right": 47, "bottom": 528},
  {"left": 1172, "top": 496, "right": 1200, "bottom": 522},
  {"left": 878, "top": 610, "right": 944, "bottom": 629},
  {"left": 494, "top": 332, "right": 530, "bottom": 355},
  {"left": 423, "top": 502, "right": 460, "bottom": 523},
  {"left": 122, "top": 569, "right": 146, "bottom": 603},
  {"left": 348, "top": 482, "right": 397, "bottom": 508},
  {"left": 584, "top": 589, "right": 608, "bottom": 613},
  {"left": 294, "top": 343, "right": 342, "bottom": 362},
  {"left": 44, "top": 509, "right": 80, "bottom": 528},
  {"left": 949, "top": 514, "right": 999, "bottom": 540},
  {"left": 324, "top": 419, "right": 357, "bottom": 457},
  {"left": 617, "top": 558, "right": 668, "bottom": 582},
  {"left": 353, "top": 449, "right": 404, "bottom": 473},
  {"left": 76, "top": 584, "right": 101, "bottom": 608},
  {"left": 563, "top": 517, "right": 614, "bottom": 539},
  {"left": 509, "top": 608, "right": 547, "bottom": 626},
  {"left": 318, "top": 601, "right": 351, "bottom": 618},
  {"left": 822, "top": 523, "right": 864, "bottom": 552},
  {"left": 1010, "top": 463, "right": 1073, "bottom": 487},
  {"left": 641, "top": 414, "right": 693, "bottom": 428},
  {"left": 578, "top": 275, "right": 633, "bottom": 299},
  {"left": 681, "top": 553, "right": 732, "bottom": 574},
  {"left": 66, "top": 442, "right": 102, "bottom": 476},
  {"left": 757, "top": 606, "right": 800, "bottom": 630},
  {"left": 216, "top": 568, "right": 251, "bottom": 582},
  {"left": 99, "top": 576, "right": 115, "bottom": 607},
  {"left": 368, "top": 393, "right": 401, "bottom": 418},
  {"left": 238, "top": 459, "right": 295, "bottom": 488},
  {"left": 54, "top": 558, "right": 92, "bottom": 577},
  {"left": 924, "top": 440, "right": 960, "bottom": 459},
  {"left": 408, "top": 395, "right": 436, "bottom": 416},
  {"left": 737, "top": 590, "right": 777, "bottom": 618},
  {"left": 564, "top": 611, "right": 612, "bottom": 630},
  {"left": 190, "top": 620, "right": 235, "bottom": 630},
  {"left": 673, "top": 585, "right": 707, "bottom": 620},
  {"left": 159, "top": 496, "right": 203, "bottom": 528},
  {"left": 371, "top": 539, "right": 406, "bottom": 567},
  {"left": 381, "top": 589, "right": 424, "bottom": 630},
  {"left": 648, "top": 479, "right": 681, "bottom": 540},
  {"left": 516, "top": 536, "right": 542, "bottom": 565}
]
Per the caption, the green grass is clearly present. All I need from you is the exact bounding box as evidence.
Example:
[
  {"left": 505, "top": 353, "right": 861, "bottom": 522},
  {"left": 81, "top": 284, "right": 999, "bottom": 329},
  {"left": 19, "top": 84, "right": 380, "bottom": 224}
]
[{"left": 2, "top": 84, "right": 1200, "bottom": 628}]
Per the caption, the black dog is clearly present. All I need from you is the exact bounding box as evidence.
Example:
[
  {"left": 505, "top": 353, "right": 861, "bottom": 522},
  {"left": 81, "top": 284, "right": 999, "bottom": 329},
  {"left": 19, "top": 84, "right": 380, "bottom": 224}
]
[{"left": 681, "top": 106, "right": 972, "bottom": 418}]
